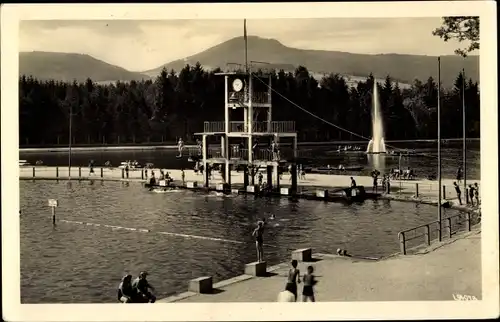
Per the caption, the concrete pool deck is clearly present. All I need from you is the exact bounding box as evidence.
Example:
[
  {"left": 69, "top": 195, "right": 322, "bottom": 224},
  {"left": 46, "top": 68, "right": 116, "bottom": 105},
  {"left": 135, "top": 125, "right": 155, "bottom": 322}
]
[
  {"left": 20, "top": 166, "right": 481, "bottom": 212},
  {"left": 158, "top": 226, "right": 481, "bottom": 302}
]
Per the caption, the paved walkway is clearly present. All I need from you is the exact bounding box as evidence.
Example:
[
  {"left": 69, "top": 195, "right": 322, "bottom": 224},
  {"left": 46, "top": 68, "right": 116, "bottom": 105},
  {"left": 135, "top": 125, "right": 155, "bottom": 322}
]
[{"left": 161, "top": 228, "right": 481, "bottom": 302}]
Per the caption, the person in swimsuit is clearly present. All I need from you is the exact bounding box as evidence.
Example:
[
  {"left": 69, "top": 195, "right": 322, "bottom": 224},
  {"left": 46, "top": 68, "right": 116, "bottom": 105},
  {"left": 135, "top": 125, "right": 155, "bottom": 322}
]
[
  {"left": 177, "top": 138, "right": 185, "bottom": 157},
  {"left": 474, "top": 183, "right": 480, "bottom": 206},
  {"left": 302, "top": 265, "right": 317, "bottom": 302},
  {"left": 285, "top": 260, "right": 301, "bottom": 301},
  {"left": 252, "top": 221, "right": 265, "bottom": 262}
]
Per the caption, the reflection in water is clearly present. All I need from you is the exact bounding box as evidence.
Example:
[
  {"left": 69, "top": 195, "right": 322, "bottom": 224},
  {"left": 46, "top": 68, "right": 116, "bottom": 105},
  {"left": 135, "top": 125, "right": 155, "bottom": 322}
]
[{"left": 367, "top": 154, "right": 386, "bottom": 173}]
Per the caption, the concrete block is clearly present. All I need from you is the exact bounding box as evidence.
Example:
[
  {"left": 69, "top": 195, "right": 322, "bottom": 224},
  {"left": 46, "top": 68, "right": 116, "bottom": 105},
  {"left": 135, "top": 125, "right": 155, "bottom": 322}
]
[
  {"left": 188, "top": 276, "right": 213, "bottom": 294},
  {"left": 158, "top": 180, "right": 167, "bottom": 187},
  {"left": 280, "top": 187, "right": 290, "bottom": 195},
  {"left": 292, "top": 248, "right": 313, "bottom": 262},
  {"left": 244, "top": 261, "right": 267, "bottom": 276},
  {"left": 246, "top": 185, "right": 260, "bottom": 193},
  {"left": 231, "top": 189, "right": 239, "bottom": 195},
  {"left": 187, "top": 181, "right": 198, "bottom": 188},
  {"left": 316, "top": 189, "right": 328, "bottom": 198}
]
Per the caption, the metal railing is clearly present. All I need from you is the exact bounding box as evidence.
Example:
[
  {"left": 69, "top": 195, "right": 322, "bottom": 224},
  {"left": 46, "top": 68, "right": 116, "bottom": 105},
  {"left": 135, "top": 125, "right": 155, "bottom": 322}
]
[
  {"left": 204, "top": 122, "right": 225, "bottom": 133},
  {"left": 397, "top": 212, "right": 479, "bottom": 255},
  {"left": 203, "top": 121, "right": 295, "bottom": 134}
]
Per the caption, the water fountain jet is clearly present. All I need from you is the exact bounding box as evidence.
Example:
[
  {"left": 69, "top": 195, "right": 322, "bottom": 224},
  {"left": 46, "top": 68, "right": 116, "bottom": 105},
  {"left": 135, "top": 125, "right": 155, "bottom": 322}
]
[{"left": 366, "top": 81, "right": 387, "bottom": 154}]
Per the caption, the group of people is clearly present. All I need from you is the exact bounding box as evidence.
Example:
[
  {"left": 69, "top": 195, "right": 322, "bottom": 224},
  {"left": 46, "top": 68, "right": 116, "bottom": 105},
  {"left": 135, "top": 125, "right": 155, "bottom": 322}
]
[
  {"left": 251, "top": 217, "right": 318, "bottom": 302},
  {"left": 117, "top": 271, "right": 156, "bottom": 303},
  {"left": 453, "top": 182, "right": 480, "bottom": 206}
]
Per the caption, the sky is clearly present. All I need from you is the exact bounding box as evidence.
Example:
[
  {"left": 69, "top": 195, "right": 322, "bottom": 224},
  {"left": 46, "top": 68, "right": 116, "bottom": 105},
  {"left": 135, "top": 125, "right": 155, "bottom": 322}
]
[{"left": 19, "top": 18, "right": 470, "bottom": 72}]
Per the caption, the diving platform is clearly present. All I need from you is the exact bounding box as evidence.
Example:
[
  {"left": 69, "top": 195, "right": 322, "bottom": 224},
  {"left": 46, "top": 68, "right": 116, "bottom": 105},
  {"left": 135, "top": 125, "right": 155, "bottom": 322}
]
[{"left": 193, "top": 70, "right": 300, "bottom": 192}]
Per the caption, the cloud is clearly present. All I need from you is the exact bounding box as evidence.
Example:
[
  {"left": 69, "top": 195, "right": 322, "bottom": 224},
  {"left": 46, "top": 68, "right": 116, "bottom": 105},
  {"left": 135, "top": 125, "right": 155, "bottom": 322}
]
[{"left": 19, "top": 18, "right": 469, "bottom": 71}]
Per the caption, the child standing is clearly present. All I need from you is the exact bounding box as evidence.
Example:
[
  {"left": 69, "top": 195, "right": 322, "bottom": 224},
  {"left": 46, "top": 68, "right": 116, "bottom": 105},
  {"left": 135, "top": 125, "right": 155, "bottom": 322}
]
[
  {"left": 285, "top": 260, "right": 301, "bottom": 301},
  {"left": 302, "top": 265, "right": 317, "bottom": 302}
]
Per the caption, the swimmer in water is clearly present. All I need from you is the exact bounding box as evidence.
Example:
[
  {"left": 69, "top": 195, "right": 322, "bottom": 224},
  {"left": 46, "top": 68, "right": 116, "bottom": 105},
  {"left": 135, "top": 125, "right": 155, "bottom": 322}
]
[{"left": 252, "top": 220, "right": 265, "bottom": 262}]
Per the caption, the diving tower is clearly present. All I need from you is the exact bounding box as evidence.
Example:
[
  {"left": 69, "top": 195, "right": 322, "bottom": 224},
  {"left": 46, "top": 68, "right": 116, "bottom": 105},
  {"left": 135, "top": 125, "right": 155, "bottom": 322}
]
[{"left": 194, "top": 70, "right": 299, "bottom": 192}]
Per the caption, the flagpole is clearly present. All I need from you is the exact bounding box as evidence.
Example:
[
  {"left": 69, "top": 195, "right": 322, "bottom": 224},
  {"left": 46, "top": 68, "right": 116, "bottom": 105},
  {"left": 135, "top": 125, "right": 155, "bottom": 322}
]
[
  {"left": 68, "top": 103, "right": 72, "bottom": 181},
  {"left": 437, "top": 57, "right": 442, "bottom": 241},
  {"left": 462, "top": 68, "right": 467, "bottom": 194}
]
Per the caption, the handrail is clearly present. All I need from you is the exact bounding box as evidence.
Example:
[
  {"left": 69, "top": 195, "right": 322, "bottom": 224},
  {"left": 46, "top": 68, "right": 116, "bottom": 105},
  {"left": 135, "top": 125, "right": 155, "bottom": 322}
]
[
  {"left": 203, "top": 121, "right": 295, "bottom": 133},
  {"left": 397, "top": 212, "right": 474, "bottom": 255}
]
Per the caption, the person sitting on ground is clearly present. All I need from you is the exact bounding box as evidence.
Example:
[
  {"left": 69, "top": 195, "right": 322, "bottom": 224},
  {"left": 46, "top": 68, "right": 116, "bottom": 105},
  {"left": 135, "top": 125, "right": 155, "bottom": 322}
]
[
  {"left": 302, "top": 265, "right": 318, "bottom": 302},
  {"left": 350, "top": 177, "right": 357, "bottom": 188},
  {"left": 132, "top": 271, "right": 156, "bottom": 303},
  {"left": 117, "top": 274, "right": 134, "bottom": 303},
  {"left": 285, "top": 260, "right": 301, "bottom": 302}
]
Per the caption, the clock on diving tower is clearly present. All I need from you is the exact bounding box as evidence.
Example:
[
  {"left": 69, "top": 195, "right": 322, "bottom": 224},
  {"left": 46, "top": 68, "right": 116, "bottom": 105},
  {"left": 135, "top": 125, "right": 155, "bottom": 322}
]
[{"left": 194, "top": 70, "right": 299, "bottom": 193}]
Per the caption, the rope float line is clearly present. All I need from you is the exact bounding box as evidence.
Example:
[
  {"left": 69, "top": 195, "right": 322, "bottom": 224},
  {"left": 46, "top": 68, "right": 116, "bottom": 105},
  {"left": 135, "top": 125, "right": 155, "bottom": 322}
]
[{"left": 57, "top": 219, "right": 282, "bottom": 248}]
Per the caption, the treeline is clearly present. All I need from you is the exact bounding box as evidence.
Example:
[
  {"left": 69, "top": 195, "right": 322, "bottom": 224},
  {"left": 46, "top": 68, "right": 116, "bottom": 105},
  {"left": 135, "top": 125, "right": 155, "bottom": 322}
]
[{"left": 19, "top": 63, "right": 480, "bottom": 146}]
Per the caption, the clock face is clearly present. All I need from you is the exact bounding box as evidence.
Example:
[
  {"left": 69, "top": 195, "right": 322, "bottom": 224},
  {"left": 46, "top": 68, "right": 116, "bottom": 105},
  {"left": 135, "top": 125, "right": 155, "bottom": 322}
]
[{"left": 232, "top": 78, "right": 244, "bottom": 92}]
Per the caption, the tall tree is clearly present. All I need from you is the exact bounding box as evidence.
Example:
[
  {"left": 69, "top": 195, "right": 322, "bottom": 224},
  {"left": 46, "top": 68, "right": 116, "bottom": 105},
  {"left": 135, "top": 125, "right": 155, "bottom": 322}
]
[{"left": 432, "top": 16, "right": 480, "bottom": 57}]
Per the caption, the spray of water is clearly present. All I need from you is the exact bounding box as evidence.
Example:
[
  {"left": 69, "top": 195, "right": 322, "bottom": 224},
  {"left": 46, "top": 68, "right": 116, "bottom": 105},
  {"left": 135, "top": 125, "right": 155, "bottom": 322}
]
[{"left": 366, "top": 82, "right": 387, "bottom": 153}]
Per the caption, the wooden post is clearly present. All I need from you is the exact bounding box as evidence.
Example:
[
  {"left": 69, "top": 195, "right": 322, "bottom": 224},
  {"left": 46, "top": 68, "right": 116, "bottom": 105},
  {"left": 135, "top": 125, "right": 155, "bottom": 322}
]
[
  {"left": 52, "top": 207, "right": 56, "bottom": 226},
  {"left": 447, "top": 217, "right": 452, "bottom": 238},
  {"left": 33, "top": 166, "right": 35, "bottom": 178},
  {"left": 442, "top": 185, "right": 446, "bottom": 200},
  {"left": 466, "top": 212, "right": 471, "bottom": 231},
  {"left": 465, "top": 188, "right": 469, "bottom": 204},
  {"left": 399, "top": 233, "right": 406, "bottom": 255},
  {"left": 122, "top": 168, "right": 125, "bottom": 179},
  {"left": 100, "top": 167, "right": 103, "bottom": 178},
  {"left": 425, "top": 225, "right": 430, "bottom": 245},
  {"left": 78, "top": 167, "right": 82, "bottom": 178},
  {"left": 415, "top": 183, "right": 419, "bottom": 197},
  {"left": 141, "top": 170, "right": 144, "bottom": 180},
  {"left": 56, "top": 167, "right": 59, "bottom": 178}
]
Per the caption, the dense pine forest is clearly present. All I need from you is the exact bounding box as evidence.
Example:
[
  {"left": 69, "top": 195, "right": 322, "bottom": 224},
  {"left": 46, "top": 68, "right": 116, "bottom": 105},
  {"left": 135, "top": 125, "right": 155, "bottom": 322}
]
[{"left": 19, "top": 63, "right": 480, "bottom": 146}]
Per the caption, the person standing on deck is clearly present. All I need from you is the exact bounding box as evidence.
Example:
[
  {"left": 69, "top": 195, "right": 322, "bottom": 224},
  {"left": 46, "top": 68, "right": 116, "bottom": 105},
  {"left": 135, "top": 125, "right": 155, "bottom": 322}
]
[
  {"left": 89, "top": 160, "right": 95, "bottom": 176},
  {"left": 468, "top": 184, "right": 475, "bottom": 207},
  {"left": 252, "top": 221, "right": 265, "bottom": 262},
  {"left": 350, "top": 177, "right": 357, "bottom": 188},
  {"left": 285, "top": 260, "right": 301, "bottom": 302},
  {"left": 474, "top": 183, "right": 480, "bottom": 206},
  {"left": 302, "top": 265, "right": 317, "bottom": 302},
  {"left": 177, "top": 138, "right": 185, "bottom": 157},
  {"left": 453, "top": 182, "right": 462, "bottom": 205},
  {"left": 196, "top": 139, "right": 203, "bottom": 156},
  {"left": 181, "top": 169, "right": 185, "bottom": 185}
]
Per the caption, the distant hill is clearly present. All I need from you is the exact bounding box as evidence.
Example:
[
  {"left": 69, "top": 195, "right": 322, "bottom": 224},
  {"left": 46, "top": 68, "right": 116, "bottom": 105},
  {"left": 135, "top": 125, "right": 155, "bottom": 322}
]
[
  {"left": 19, "top": 51, "right": 151, "bottom": 83},
  {"left": 145, "top": 36, "right": 479, "bottom": 88}
]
